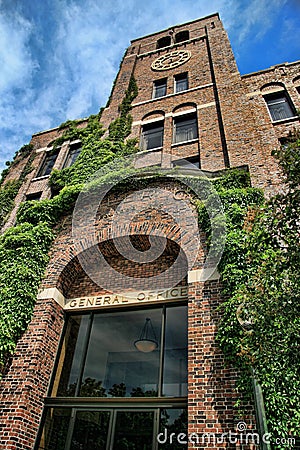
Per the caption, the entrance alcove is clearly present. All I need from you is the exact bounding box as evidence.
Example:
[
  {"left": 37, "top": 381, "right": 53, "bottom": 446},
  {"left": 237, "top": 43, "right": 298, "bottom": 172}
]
[{"left": 37, "top": 234, "right": 193, "bottom": 450}]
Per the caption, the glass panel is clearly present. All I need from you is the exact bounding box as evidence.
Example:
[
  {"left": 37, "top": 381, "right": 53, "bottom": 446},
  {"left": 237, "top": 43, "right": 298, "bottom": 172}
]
[
  {"left": 267, "top": 95, "right": 294, "bottom": 121},
  {"left": 158, "top": 408, "right": 188, "bottom": 449},
  {"left": 113, "top": 411, "right": 154, "bottom": 450},
  {"left": 71, "top": 410, "right": 111, "bottom": 450},
  {"left": 174, "top": 117, "right": 197, "bottom": 143},
  {"left": 154, "top": 80, "right": 167, "bottom": 98},
  {"left": 55, "top": 315, "right": 90, "bottom": 397},
  {"left": 175, "top": 75, "right": 188, "bottom": 93},
  {"left": 163, "top": 306, "right": 188, "bottom": 397},
  {"left": 38, "top": 151, "right": 59, "bottom": 177},
  {"left": 38, "top": 408, "right": 71, "bottom": 450},
  {"left": 64, "top": 145, "right": 82, "bottom": 168},
  {"left": 80, "top": 309, "right": 162, "bottom": 397},
  {"left": 141, "top": 125, "right": 163, "bottom": 150}
]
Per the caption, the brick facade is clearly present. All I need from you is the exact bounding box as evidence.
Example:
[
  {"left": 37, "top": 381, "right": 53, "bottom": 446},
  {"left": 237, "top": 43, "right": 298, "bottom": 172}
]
[{"left": 0, "top": 12, "right": 299, "bottom": 449}]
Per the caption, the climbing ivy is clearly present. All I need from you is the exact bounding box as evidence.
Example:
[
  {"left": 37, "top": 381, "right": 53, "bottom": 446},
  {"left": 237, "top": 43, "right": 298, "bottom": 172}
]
[
  {"left": 0, "top": 144, "right": 35, "bottom": 227},
  {"left": 216, "top": 130, "right": 300, "bottom": 448},
  {"left": 108, "top": 75, "right": 138, "bottom": 142},
  {"left": 0, "top": 222, "right": 54, "bottom": 372}
]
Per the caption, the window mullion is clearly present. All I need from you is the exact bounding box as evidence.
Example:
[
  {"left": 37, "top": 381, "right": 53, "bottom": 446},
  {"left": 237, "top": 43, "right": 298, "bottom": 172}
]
[{"left": 158, "top": 306, "right": 166, "bottom": 397}]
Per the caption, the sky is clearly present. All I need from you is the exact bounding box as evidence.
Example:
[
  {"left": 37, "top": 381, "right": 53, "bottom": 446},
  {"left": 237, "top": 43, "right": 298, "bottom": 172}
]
[{"left": 0, "top": 0, "right": 300, "bottom": 172}]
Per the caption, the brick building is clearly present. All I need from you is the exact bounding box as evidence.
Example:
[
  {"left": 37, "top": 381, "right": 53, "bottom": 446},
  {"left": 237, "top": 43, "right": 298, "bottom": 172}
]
[{"left": 0, "top": 13, "right": 299, "bottom": 450}]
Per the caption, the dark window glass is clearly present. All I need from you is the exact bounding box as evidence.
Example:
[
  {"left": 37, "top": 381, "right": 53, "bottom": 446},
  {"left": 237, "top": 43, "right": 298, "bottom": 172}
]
[
  {"left": 163, "top": 306, "right": 188, "bottom": 397},
  {"left": 140, "top": 122, "right": 164, "bottom": 150},
  {"left": 71, "top": 410, "right": 111, "bottom": 449},
  {"left": 55, "top": 315, "right": 90, "bottom": 397},
  {"left": 157, "top": 36, "right": 171, "bottom": 49},
  {"left": 175, "top": 73, "right": 188, "bottom": 93},
  {"left": 40, "top": 408, "right": 71, "bottom": 450},
  {"left": 37, "top": 150, "right": 59, "bottom": 177},
  {"left": 113, "top": 411, "right": 154, "bottom": 449},
  {"left": 25, "top": 192, "right": 42, "bottom": 201},
  {"left": 173, "top": 114, "right": 198, "bottom": 143},
  {"left": 63, "top": 143, "right": 82, "bottom": 168},
  {"left": 153, "top": 79, "right": 167, "bottom": 98},
  {"left": 158, "top": 409, "right": 188, "bottom": 449},
  {"left": 54, "top": 305, "right": 187, "bottom": 398},
  {"left": 174, "top": 30, "right": 189, "bottom": 43},
  {"left": 265, "top": 93, "right": 295, "bottom": 121},
  {"left": 80, "top": 309, "right": 161, "bottom": 397}
]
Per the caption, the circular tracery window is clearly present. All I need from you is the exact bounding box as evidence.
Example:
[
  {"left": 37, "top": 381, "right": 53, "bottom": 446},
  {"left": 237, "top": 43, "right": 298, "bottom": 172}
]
[{"left": 151, "top": 50, "right": 191, "bottom": 71}]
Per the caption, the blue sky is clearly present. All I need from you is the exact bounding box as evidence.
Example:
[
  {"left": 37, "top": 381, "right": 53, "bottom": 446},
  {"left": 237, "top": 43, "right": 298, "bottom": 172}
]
[{"left": 0, "top": 0, "right": 299, "bottom": 172}]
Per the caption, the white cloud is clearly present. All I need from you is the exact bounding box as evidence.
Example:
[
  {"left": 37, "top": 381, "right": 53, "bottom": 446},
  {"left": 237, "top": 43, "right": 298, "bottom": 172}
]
[{"left": 0, "top": 12, "right": 37, "bottom": 92}]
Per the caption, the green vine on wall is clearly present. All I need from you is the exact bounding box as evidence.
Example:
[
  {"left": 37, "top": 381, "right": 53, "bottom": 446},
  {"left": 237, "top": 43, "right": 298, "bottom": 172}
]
[
  {"left": 215, "top": 131, "right": 300, "bottom": 448},
  {"left": 0, "top": 144, "right": 35, "bottom": 227}
]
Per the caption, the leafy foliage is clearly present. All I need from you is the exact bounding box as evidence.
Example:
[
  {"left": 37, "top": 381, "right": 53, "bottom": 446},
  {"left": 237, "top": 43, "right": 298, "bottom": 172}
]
[
  {"left": 0, "top": 145, "right": 35, "bottom": 226},
  {"left": 0, "top": 222, "right": 54, "bottom": 372},
  {"left": 216, "top": 130, "right": 300, "bottom": 447}
]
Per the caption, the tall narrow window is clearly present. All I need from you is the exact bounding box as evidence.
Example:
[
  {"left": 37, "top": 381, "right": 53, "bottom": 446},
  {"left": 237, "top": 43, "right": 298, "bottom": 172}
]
[
  {"left": 265, "top": 92, "right": 295, "bottom": 121},
  {"left": 175, "top": 73, "right": 188, "bottom": 93},
  {"left": 173, "top": 114, "right": 198, "bottom": 144},
  {"left": 153, "top": 79, "right": 167, "bottom": 99},
  {"left": 36, "top": 149, "right": 59, "bottom": 177},
  {"left": 140, "top": 121, "right": 164, "bottom": 150},
  {"left": 63, "top": 142, "right": 82, "bottom": 168}
]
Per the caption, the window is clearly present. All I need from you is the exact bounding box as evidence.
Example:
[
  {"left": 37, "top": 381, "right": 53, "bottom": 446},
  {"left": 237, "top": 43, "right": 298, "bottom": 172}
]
[
  {"left": 63, "top": 142, "right": 82, "bottom": 168},
  {"left": 173, "top": 114, "right": 198, "bottom": 144},
  {"left": 25, "top": 192, "right": 42, "bottom": 201},
  {"left": 156, "top": 36, "right": 171, "bottom": 49},
  {"left": 265, "top": 92, "right": 295, "bottom": 121},
  {"left": 37, "top": 305, "right": 187, "bottom": 449},
  {"left": 174, "top": 30, "right": 189, "bottom": 44},
  {"left": 173, "top": 156, "right": 199, "bottom": 169},
  {"left": 36, "top": 149, "right": 59, "bottom": 177},
  {"left": 175, "top": 73, "right": 188, "bottom": 93},
  {"left": 140, "top": 122, "right": 164, "bottom": 150},
  {"left": 153, "top": 79, "right": 167, "bottom": 98}
]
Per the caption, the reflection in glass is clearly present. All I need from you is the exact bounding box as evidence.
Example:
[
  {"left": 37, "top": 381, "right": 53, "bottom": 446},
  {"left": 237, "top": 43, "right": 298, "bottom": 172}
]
[
  {"left": 71, "top": 410, "right": 110, "bottom": 450},
  {"left": 39, "top": 408, "right": 71, "bottom": 450},
  {"left": 159, "top": 408, "right": 188, "bottom": 449},
  {"left": 56, "top": 315, "right": 90, "bottom": 396},
  {"left": 163, "top": 306, "right": 188, "bottom": 397},
  {"left": 113, "top": 411, "right": 154, "bottom": 450},
  {"left": 80, "top": 309, "right": 162, "bottom": 397}
]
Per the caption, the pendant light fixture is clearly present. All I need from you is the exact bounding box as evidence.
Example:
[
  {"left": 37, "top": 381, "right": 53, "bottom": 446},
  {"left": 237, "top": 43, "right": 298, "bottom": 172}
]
[{"left": 134, "top": 318, "right": 158, "bottom": 353}]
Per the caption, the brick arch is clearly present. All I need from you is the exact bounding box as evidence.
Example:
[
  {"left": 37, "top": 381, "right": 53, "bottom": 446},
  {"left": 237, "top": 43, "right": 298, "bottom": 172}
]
[
  {"left": 293, "top": 75, "right": 300, "bottom": 86},
  {"left": 141, "top": 110, "right": 165, "bottom": 122},
  {"left": 172, "top": 102, "right": 197, "bottom": 114},
  {"left": 260, "top": 81, "right": 285, "bottom": 93},
  {"left": 41, "top": 201, "right": 202, "bottom": 295}
]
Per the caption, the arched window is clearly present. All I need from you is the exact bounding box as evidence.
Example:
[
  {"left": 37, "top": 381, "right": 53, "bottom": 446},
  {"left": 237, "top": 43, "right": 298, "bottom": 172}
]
[{"left": 261, "top": 83, "right": 296, "bottom": 122}]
